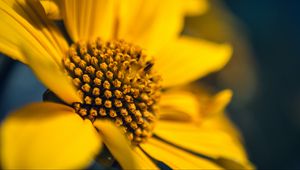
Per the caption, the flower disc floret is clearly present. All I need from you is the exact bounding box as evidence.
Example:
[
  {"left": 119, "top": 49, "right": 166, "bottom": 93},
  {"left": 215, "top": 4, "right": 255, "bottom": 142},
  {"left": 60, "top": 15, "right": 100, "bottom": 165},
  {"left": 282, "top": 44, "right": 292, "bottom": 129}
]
[{"left": 63, "top": 39, "right": 161, "bottom": 144}]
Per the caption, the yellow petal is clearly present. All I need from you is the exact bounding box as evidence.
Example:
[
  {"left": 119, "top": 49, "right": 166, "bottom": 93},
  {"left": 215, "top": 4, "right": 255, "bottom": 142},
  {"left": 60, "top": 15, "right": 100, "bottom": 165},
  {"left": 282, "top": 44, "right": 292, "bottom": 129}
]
[
  {"left": 40, "top": 0, "right": 61, "bottom": 19},
  {"left": 118, "top": 0, "right": 184, "bottom": 53},
  {"left": 154, "top": 120, "right": 250, "bottom": 168},
  {"left": 184, "top": 0, "right": 209, "bottom": 16},
  {"left": 141, "top": 138, "right": 223, "bottom": 169},
  {"left": 132, "top": 147, "right": 159, "bottom": 170},
  {"left": 202, "top": 89, "right": 233, "bottom": 116},
  {"left": 1, "top": 102, "right": 101, "bottom": 169},
  {"left": 0, "top": 1, "right": 79, "bottom": 104},
  {"left": 1, "top": 0, "right": 68, "bottom": 63},
  {"left": 0, "top": 39, "right": 25, "bottom": 63},
  {"left": 57, "top": 0, "right": 116, "bottom": 41},
  {"left": 200, "top": 90, "right": 242, "bottom": 141},
  {"left": 93, "top": 120, "right": 158, "bottom": 169},
  {"left": 202, "top": 112, "right": 243, "bottom": 144},
  {"left": 215, "top": 157, "right": 255, "bottom": 170},
  {"left": 24, "top": 46, "right": 81, "bottom": 104},
  {"left": 159, "top": 89, "right": 200, "bottom": 122},
  {"left": 0, "top": 0, "right": 47, "bottom": 63},
  {"left": 155, "top": 36, "right": 232, "bottom": 87}
]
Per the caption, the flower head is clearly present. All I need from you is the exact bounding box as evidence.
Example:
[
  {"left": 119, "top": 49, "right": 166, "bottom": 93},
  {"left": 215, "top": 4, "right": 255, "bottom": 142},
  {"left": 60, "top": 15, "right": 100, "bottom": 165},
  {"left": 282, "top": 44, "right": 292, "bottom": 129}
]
[
  {"left": 63, "top": 39, "right": 162, "bottom": 144},
  {"left": 0, "top": 0, "right": 253, "bottom": 169}
]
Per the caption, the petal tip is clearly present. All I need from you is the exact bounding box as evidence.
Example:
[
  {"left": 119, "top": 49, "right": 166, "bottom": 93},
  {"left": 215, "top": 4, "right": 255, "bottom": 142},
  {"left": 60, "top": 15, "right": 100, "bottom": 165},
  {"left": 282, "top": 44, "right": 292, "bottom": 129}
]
[{"left": 218, "top": 43, "right": 233, "bottom": 68}]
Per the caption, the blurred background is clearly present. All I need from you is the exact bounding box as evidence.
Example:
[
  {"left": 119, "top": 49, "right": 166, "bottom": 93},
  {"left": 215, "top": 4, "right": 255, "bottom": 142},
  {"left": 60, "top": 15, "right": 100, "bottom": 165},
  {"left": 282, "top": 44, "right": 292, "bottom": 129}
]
[
  {"left": 0, "top": 0, "right": 299, "bottom": 169},
  {"left": 224, "top": 0, "right": 300, "bottom": 169},
  {"left": 185, "top": 0, "right": 300, "bottom": 169}
]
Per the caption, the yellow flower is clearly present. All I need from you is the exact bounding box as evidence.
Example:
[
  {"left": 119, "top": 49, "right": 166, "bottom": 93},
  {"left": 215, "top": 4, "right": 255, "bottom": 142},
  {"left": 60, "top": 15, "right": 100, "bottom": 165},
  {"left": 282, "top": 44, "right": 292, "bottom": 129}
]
[{"left": 0, "top": 0, "right": 253, "bottom": 169}]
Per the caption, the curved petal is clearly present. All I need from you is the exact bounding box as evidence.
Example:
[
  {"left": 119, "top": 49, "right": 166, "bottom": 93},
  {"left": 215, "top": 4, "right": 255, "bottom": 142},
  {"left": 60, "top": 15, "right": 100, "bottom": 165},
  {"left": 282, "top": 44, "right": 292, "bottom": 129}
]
[
  {"left": 0, "top": 0, "right": 47, "bottom": 63},
  {"left": 183, "top": 0, "right": 209, "bottom": 16},
  {"left": 1, "top": 102, "right": 102, "bottom": 169},
  {"left": 202, "top": 112, "right": 243, "bottom": 145},
  {"left": 201, "top": 113, "right": 256, "bottom": 168},
  {"left": 57, "top": 0, "right": 116, "bottom": 42},
  {"left": 40, "top": 0, "right": 61, "bottom": 19},
  {"left": 25, "top": 46, "right": 81, "bottom": 104},
  {"left": 205, "top": 89, "right": 233, "bottom": 116},
  {"left": 159, "top": 89, "right": 201, "bottom": 122},
  {"left": 201, "top": 90, "right": 242, "bottom": 147},
  {"left": 155, "top": 36, "right": 232, "bottom": 87},
  {"left": 154, "top": 121, "right": 251, "bottom": 169},
  {"left": 141, "top": 138, "right": 223, "bottom": 169},
  {"left": 0, "top": 0, "right": 79, "bottom": 104},
  {"left": 118, "top": 0, "right": 185, "bottom": 53},
  {"left": 1, "top": 0, "right": 68, "bottom": 63},
  {"left": 159, "top": 89, "right": 233, "bottom": 123},
  {"left": 93, "top": 120, "right": 158, "bottom": 169}
]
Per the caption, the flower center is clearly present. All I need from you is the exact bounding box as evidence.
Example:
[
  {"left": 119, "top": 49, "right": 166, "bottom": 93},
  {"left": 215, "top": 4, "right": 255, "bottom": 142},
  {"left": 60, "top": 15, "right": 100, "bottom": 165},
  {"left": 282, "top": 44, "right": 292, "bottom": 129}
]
[{"left": 63, "top": 39, "right": 161, "bottom": 144}]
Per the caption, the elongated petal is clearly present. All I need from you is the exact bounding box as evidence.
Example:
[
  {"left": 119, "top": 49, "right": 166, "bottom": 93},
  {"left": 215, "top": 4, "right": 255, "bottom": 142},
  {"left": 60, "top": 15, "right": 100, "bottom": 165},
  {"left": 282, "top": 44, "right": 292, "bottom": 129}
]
[
  {"left": 202, "top": 112, "right": 242, "bottom": 143},
  {"left": 57, "top": 0, "right": 116, "bottom": 41},
  {"left": 141, "top": 138, "right": 223, "bottom": 169},
  {"left": 201, "top": 90, "right": 242, "bottom": 146},
  {"left": 154, "top": 121, "right": 251, "bottom": 169},
  {"left": 1, "top": 0, "right": 68, "bottom": 63},
  {"left": 118, "top": 0, "right": 184, "bottom": 53},
  {"left": 24, "top": 46, "right": 81, "bottom": 103},
  {"left": 93, "top": 120, "right": 158, "bottom": 169},
  {"left": 0, "top": 1, "right": 47, "bottom": 63},
  {"left": 155, "top": 36, "right": 232, "bottom": 87},
  {"left": 1, "top": 102, "right": 101, "bottom": 169},
  {"left": 159, "top": 89, "right": 233, "bottom": 123},
  {"left": 0, "top": 0, "right": 79, "bottom": 104},
  {"left": 159, "top": 89, "right": 200, "bottom": 122}
]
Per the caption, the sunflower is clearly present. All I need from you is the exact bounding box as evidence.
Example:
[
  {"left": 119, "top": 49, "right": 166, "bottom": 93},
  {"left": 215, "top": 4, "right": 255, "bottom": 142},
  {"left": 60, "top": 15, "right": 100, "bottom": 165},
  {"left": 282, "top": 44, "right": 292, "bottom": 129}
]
[{"left": 0, "top": 0, "right": 253, "bottom": 169}]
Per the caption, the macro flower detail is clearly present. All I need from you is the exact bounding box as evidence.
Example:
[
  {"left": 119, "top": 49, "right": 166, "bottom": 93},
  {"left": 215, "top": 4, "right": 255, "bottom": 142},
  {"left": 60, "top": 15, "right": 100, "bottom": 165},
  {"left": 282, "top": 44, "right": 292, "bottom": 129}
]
[
  {"left": 63, "top": 39, "right": 161, "bottom": 143},
  {"left": 0, "top": 0, "right": 254, "bottom": 169}
]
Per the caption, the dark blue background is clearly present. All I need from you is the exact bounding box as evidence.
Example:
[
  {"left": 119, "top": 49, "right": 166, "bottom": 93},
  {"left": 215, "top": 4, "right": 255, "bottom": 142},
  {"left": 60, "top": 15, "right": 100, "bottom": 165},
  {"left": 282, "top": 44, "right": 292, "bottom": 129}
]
[{"left": 225, "top": 0, "right": 300, "bottom": 169}]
